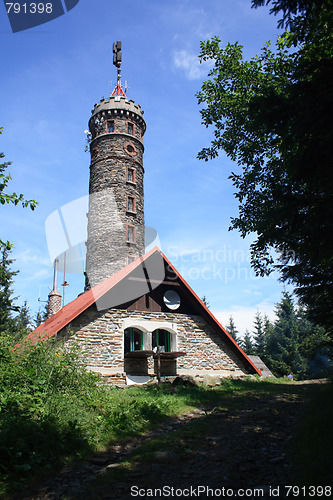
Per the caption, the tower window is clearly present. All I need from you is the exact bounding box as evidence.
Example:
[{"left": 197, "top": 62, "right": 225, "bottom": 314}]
[
  {"left": 126, "top": 224, "right": 136, "bottom": 243},
  {"left": 107, "top": 120, "right": 115, "bottom": 133},
  {"left": 127, "top": 122, "right": 134, "bottom": 135},
  {"left": 127, "top": 196, "right": 136, "bottom": 213},
  {"left": 127, "top": 167, "right": 136, "bottom": 183}
]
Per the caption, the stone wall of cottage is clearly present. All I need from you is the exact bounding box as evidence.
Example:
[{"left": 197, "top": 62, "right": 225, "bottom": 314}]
[{"left": 57, "top": 307, "right": 250, "bottom": 377}]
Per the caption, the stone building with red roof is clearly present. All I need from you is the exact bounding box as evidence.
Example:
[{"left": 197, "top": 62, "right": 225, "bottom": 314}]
[{"left": 30, "top": 45, "right": 261, "bottom": 385}]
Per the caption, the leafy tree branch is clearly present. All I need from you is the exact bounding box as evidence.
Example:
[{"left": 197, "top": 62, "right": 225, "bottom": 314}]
[{"left": 196, "top": 0, "right": 333, "bottom": 332}]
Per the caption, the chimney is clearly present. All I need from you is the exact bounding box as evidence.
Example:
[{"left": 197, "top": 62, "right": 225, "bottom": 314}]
[
  {"left": 47, "top": 259, "right": 62, "bottom": 317},
  {"left": 47, "top": 289, "right": 62, "bottom": 317}
]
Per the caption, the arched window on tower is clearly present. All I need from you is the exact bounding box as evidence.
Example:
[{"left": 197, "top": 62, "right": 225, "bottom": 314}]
[
  {"left": 124, "top": 327, "right": 143, "bottom": 355},
  {"left": 152, "top": 329, "right": 171, "bottom": 353}
]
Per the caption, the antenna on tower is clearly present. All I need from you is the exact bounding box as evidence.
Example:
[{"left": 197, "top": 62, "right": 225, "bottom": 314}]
[
  {"left": 111, "top": 41, "right": 126, "bottom": 97},
  {"left": 60, "top": 252, "right": 69, "bottom": 307}
]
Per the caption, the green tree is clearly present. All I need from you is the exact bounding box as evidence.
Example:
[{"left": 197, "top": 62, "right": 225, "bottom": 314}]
[
  {"left": 265, "top": 292, "right": 308, "bottom": 377},
  {"left": 196, "top": 0, "right": 333, "bottom": 333},
  {"left": 242, "top": 330, "right": 255, "bottom": 355},
  {"left": 296, "top": 306, "right": 332, "bottom": 378},
  {"left": 34, "top": 306, "right": 48, "bottom": 328},
  {"left": 253, "top": 311, "right": 266, "bottom": 357},
  {"left": 0, "top": 243, "right": 19, "bottom": 336},
  {"left": 1, "top": 127, "right": 38, "bottom": 246},
  {"left": 226, "top": 315, "right": 240, "bottom": 343},
  {"left": 201, "top": 295, "right": 210, "bottom": 308},
  {"left": 14, "top": 300, "right": 33, "bottom": 340}
]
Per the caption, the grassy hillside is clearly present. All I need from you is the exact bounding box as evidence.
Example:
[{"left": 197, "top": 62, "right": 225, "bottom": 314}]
[{"left": 0, "top": 336, "right": 331, "bottom": 495}]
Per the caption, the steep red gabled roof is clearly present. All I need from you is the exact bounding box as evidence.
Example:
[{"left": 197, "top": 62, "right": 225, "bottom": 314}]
[{"left": 28, "top": 246, "right": 260, "bottom": 375}]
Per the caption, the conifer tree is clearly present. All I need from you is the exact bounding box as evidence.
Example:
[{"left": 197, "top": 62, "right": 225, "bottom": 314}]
[
  {"left": 34, "top": 306, "right": 48, "bottom": 328},
  {"left": 242, "top": 330, "right": 255, "bottom": 355},
  {"left": 14, "top": 300, "right": 33, "bottom": 339},
  {"left": 0, "top": 243, "right": 18, "bottom": 336},
  {"left": 201, "top": 295, "right": 210, "bottom": 308},
  {"left": 226, "top": 315, "right": 240, "bottom": 343},
  {"left": 253, "top": 311, "right": 266, "bottom": 357},
  {"left": 265, "top": 292, "right": 307, "bottom": 378}
]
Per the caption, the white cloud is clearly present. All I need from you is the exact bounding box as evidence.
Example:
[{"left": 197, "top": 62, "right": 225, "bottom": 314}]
[
  {"left": 14, "top": 249, "right": 51, "bottom": 267},
  {"left": 31, "top": 269, "right": 50, "bottom": 280},
  {"left": 213, "top": 302, "right": 277, "bottom": 336},
  {"left": 173, "top": 49, "right": 212, "bottom": 80}
]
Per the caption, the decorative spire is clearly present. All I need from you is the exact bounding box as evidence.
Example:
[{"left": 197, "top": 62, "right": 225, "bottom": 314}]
[{"left": 111, "top": 41, "right": 126, "bottom": 97}]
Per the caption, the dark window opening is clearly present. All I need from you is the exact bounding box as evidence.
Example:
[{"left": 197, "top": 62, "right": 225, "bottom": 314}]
[
  {"left": 127, "top": 196, "right": 135, "bottom": 212},
  {"left": 124, "top": 327, "right": 143, "bottom": 355},
  {"left": 127, "top": 122, "right": 134, "bottom": 135},
  {"left": 152, "top": 329, "right": 171, "bottom": 353},
  {"left": 107, "top": 120, "right": 115, "bottom": 133},
  {"left": 127, "top": 167, "right": 135, "bottom": 183}
]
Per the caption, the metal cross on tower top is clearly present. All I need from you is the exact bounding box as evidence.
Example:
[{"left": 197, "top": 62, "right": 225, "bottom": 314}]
[{"left": 111, "top": 41, "right": 126, "bottom": 97}]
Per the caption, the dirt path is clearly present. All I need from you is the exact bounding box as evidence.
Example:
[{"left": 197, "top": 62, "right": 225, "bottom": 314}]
[{"left": 20, "top": 383, "right": 316, "bottom": 500}]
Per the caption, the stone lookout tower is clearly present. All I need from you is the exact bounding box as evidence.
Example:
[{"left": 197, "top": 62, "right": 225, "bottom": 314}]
[{"left": 85, "top": 42, "right": 146, "bottom": 289}]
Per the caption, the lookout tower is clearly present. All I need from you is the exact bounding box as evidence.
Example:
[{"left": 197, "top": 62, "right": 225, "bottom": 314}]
[{"left": 85, "top": 42, "right": 146, "bottom": 289}]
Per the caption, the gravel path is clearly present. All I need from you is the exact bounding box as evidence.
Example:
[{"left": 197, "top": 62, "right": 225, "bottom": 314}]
[{"left": 18, "top": 383, "right": 316, "bottom": 500}]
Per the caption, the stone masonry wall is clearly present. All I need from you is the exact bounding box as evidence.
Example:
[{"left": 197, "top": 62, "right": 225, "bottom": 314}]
[{"left": 57, "top": 308, "right": 250, "bottom": 377}]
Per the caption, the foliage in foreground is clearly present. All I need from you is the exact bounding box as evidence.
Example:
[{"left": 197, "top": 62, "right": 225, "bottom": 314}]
[
  {"left": 0, "top": 336, "right": 231, "bottom": 494},
  {"left": 1, "top": 336, "right": 331, "bottom": 494}
]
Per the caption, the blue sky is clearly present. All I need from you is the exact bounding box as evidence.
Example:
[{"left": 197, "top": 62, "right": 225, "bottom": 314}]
[{"left": 0, "top": 0, "right": 289, "bottom": 334}]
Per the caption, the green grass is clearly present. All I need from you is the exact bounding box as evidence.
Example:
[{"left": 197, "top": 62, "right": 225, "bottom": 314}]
[{"left": 1, "top": 334, "right": 331, "bottom": 496}]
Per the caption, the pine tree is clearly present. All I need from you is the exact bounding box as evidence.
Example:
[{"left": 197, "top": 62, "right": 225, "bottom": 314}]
[
  {"left": 14, "top": 300, "right": 33, "bottom": 339},
  {"left": 265, "top": 292, "right": 307, "bottom": 378},
  {"left": 296, "top": 306, "right": 332, "bottom": 378},
  {"left": 201, "top": 295, "right": 210, "bottom": 308},
  {"left": 253, "top": 311, "right": 266, "bottom": 357},
  {"left": 226, "top": 315, "right": 240, "bottom": 343},
  {"left": 0, "top": 243, "right": 18, "bottom": 336},
  {"left": 242, "top": 330, "right": 255, "bottom": 355},
  {"left": 34, "top": 305, "right": 48, "bottom": 328}
]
